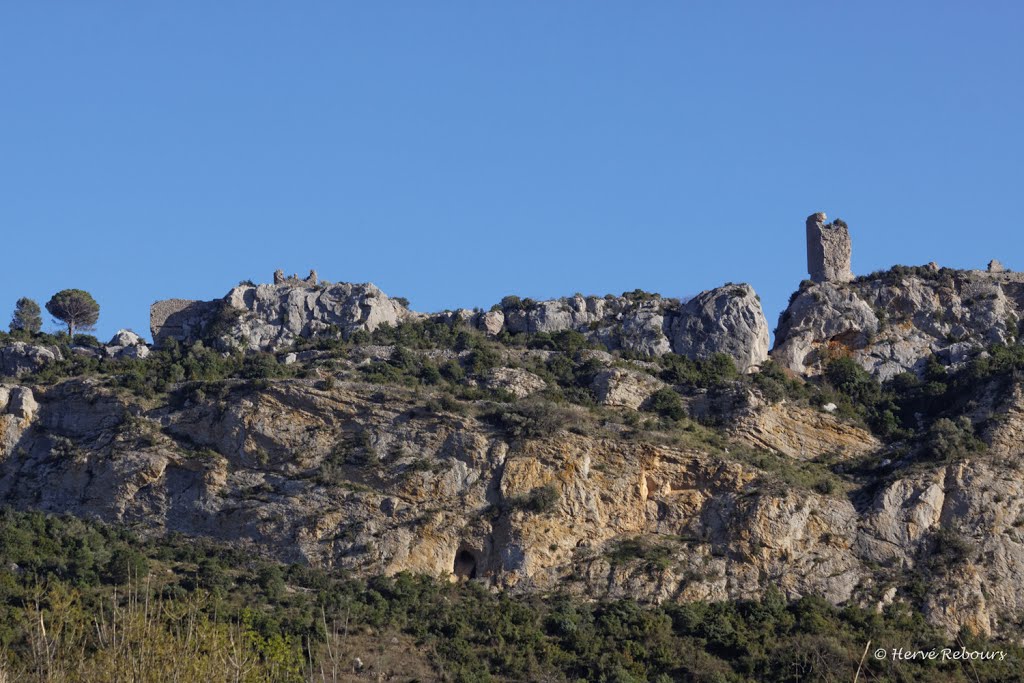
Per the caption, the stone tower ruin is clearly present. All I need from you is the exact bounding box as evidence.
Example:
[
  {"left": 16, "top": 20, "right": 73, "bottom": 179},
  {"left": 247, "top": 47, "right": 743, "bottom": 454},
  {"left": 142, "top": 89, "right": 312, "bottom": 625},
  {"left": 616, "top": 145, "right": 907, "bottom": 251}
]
[{"left": 806, "top": 212, "right": 853, "bottom": 283}]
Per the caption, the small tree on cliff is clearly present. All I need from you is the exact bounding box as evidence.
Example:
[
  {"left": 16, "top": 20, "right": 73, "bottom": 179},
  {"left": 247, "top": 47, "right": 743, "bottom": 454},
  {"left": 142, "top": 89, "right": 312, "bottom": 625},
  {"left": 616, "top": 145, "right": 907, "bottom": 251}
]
[
  {"left": 9, "top": 297, "right": 43, "bottom": 335},
  {"left": 46, "top": 289, "right": 99, "bottom": 336}
]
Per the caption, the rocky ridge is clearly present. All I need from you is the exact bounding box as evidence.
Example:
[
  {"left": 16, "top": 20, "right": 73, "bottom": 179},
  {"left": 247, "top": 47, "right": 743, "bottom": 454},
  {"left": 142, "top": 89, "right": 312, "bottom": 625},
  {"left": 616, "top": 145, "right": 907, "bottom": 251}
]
[{"left": 151, "top": 277, "right": 770, "bottom": 371}]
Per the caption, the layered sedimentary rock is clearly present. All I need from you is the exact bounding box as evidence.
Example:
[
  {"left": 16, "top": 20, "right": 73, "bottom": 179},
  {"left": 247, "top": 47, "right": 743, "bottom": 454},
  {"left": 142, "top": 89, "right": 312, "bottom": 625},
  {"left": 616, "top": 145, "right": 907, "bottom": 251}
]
[{"left": 1, "top": 370, "right": 1022, "bottom": 637}]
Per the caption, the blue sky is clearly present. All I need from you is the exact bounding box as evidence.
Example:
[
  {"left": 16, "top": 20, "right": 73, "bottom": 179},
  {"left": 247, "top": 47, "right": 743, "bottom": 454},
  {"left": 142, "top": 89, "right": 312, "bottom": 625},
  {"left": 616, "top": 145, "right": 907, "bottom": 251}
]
[{"left": 2, "top": 2, "right": 1022, "bottom": 342}]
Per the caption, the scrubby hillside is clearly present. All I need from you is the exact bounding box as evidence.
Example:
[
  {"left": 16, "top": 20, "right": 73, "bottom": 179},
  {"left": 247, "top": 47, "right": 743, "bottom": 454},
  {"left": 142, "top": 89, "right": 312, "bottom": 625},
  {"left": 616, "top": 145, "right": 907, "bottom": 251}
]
[{"left": 4, "top": 268, "right": 1024, "bottom": 681}]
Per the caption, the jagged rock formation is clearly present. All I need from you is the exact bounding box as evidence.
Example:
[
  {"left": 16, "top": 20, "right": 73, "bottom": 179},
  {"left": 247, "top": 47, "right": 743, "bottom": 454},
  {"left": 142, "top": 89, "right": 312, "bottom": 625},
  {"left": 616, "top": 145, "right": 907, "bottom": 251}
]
[
  {"left": 151, "top": 279, "right": 414, "bottom": 351},
  {"left": 220, "top": 281, "right": 413, "bottom": 351},
  {"left": 460, "top": 284, "right": 769, "bottom": 370},
  {"left": 805, "top": 212, "right": 853, "bottom": 283},
  {"left": 773, "top": 266, "right": 1024, "bottom": 380},
  {"left": 151, "top": 273, "right": 771, "bottom": 370}
]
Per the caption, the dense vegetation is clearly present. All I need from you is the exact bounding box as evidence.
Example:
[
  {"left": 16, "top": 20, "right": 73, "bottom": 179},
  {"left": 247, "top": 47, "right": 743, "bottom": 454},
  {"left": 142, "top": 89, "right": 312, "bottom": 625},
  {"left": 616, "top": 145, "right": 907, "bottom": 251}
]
[{"left": 0, "top": 509, "right": 1020, "bottom": 682}]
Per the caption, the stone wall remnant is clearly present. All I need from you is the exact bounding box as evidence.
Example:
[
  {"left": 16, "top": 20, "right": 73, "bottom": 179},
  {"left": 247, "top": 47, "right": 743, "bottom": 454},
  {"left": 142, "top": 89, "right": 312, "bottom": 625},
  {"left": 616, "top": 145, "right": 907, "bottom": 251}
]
[{"left": 806, "top": 212, "right": 853, "bottom": 283}]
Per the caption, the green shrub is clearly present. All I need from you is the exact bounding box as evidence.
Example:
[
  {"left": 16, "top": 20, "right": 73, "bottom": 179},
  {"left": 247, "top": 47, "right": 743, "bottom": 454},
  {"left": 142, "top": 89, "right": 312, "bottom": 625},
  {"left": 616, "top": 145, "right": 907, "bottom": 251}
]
[
  {"left": 659, "top": 353, "right": 738, "bottom": 388},
  {"left": 508, "top": 483, "right": 561, "bottom": 514},
  {"left": 924, "top": 417, "right": 983, "bottom": 462},
  {"left": 484, "top": 401, "right": 575, "bottom": 439},
  {"left": 647, "top": 388, "right": 685, "bottom": 421}
]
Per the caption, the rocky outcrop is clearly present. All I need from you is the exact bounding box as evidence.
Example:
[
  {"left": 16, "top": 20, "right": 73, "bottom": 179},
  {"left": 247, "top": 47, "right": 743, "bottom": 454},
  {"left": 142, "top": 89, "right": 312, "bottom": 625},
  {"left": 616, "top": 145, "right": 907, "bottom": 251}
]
[
  {"left": 0, "top": 385, "right": 36, "bottom": 455},
  {"left": 481, "top": 368, "right": 547, "bottom": 399},
  {"left": 104, "top": 329, "right": 150, "bottom": 359},
  {"left": 669, "top": 284, "right": 770, "bottom": 372},
  {"left": 220, "top": 282, "right": 413, "bottom": 351},
  {"left": 732, "top": 400, "right": 881, "bottom": 461},
  {"left": 150, "top": 299, "right": 222, "bottom": 346},
  {"left": 496, "top": 295, "right": 673, "bottom": 358},
  {"left": 773, "top": 267, "right": 1024, "bottom": 380},
  {"left": 151, "top": 280, "right": 414, "bottom": 351},
  {"left": 470, "top": 284, "right": 770, "bottom": 370},
  {"left": 591, "top": 368, "right": 665, "bottom": 409},
  {"left": 151, "top": 274, "right": 771, "bottom": 370},
  {"left": 0, "top": 342, "right": 62, "bottom": 378}
]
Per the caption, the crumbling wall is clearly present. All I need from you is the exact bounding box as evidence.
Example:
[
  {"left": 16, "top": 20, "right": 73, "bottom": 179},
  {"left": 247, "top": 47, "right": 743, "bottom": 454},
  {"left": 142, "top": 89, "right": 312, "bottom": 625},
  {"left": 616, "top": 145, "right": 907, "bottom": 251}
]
[
  {"left": 806, "top": 212, "right": 853, "bottom": 283},
  {"left": 149, "top": 299, "right": 221, "bottom": 347}
]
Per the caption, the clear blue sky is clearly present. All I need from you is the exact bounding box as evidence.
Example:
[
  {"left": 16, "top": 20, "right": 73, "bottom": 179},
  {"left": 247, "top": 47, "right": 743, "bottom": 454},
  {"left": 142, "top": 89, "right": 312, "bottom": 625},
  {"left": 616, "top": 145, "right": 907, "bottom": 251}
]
[{"left": 2, "top": 2, "right": 1021, "bottom": 343}]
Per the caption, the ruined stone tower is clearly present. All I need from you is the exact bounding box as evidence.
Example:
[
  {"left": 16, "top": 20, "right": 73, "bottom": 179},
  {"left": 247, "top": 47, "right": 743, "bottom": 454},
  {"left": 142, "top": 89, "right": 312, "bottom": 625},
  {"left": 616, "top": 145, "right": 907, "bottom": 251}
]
[{"left": 806, "top": 212, "right": 853, "bottom": 283}]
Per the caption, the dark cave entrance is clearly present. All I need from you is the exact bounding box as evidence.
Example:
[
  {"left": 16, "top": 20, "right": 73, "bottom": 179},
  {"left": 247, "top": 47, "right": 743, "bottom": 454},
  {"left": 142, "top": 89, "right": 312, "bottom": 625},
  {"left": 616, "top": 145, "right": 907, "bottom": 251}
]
[{"left": 453, "top": 549, "right": 478, "bottom": 580}]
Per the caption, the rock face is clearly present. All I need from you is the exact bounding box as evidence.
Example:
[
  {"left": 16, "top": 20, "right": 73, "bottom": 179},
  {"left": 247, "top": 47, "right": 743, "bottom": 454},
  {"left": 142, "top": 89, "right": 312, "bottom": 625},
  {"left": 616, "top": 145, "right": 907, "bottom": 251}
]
[
  {"left": 670, "top": 284, "right": 770, "bottom": 372},
  {"left": 805, "top": 212, "right": 853, "bottom": 283},
  {"left": 773, "top": 266, "right": 1024, "bottom": 380},
  {"left": 151, "top": 279, "right": 414, "bottom": 351},
  {"left": 0, "top": 385, "right": 36, "bottom": 455},
  {"left": 221, "top": 282, "right": 412, "bottom": 351},
  {"left": 591, "top": 368, "right": 665, "bottom": 409},
  {"left": 0, "top": 342, "right": 62, "bottom": 378},
  {"left": 2, "top": 374, "right": 1022, "bottom": 637},
  {"left": 731, "top": 399, "right": 881, "bottom": 461},
  {"left": 468, "top": 285, "right": 769, "bottom": 370},
  {"left": 151, "top": 274, "right": 771, "bottom": 370}
]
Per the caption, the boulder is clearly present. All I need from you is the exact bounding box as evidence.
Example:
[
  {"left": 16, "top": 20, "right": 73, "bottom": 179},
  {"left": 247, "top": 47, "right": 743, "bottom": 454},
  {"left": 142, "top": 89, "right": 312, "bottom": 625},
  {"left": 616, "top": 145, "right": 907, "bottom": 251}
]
[
  {"left": 7, "top": 387, "right": 37, "bottom": 420},
  {"left": 478, "top": 310, "right": 505, "bottom": 336},
  {"left": 108, "top": 329, "right": 144, "bottom": 347},
  {"left": 670, "top": 284, "right": 770, "bottom": 372},
  {"left": 105, "top": 329, "right": 151, "bottom": 359},
  {"left": 591, "top": 368, "right": 665, "bottom": 409},
  {"left": 0, "top": 342, "right": 62, "bottom": 378},
  {"left": 482, "top": 368, "right": 547, "bottom": 399}
]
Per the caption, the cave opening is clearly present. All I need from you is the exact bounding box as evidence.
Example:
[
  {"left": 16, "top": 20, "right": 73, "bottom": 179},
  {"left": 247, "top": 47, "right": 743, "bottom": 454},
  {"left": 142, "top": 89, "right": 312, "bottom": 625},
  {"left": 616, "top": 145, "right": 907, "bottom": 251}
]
[{"left": 453, "top": 549, "right": 478, "bottom": 580}]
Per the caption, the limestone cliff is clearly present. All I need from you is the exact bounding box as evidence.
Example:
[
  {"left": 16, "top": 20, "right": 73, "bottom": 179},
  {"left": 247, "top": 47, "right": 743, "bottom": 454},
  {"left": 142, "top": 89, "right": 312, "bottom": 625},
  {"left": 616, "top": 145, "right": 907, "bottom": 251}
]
[{"left": 1, "top": 339, "right": 1023, "bottom": 639}]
